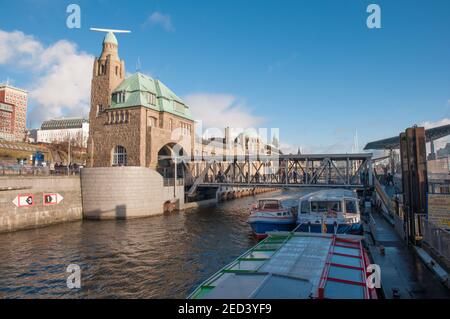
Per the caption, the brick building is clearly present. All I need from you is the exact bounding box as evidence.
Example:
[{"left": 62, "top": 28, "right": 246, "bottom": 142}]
[
  {"left": 87, "top": 32, "right": 195, "bottom": 170},
  {"left": 0, "top": 84, "right": 28, "bottom": 142}
]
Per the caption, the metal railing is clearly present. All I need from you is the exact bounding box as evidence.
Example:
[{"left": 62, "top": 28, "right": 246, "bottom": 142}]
[
  {"left": 421, "top": 219, "right": 450, "bottom": 265},
  {"left": 369, "top": 213, "right": 378, "bottom": 241},
  {"left": 0, "top": 164, "right": 81, "bottom": 176},
  {"left": 163, "top": 178, "right": 184, "bottom": 187}
]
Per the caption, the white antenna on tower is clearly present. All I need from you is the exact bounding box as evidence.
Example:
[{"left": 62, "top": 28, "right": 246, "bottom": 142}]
[{"left": 90, "top": 28, "right": 131, "bottom": 34}]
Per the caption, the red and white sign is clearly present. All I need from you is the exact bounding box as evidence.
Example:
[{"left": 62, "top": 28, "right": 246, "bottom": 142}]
[
  {"left": 43, "top": 193, "right": 64, "bottom": 206},
  {"left": 12, "top": 194, "right": 35, "bottom": 208}
]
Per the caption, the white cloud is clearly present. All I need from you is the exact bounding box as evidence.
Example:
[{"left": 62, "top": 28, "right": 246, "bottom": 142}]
[
  {"left": 0, "top": 29, "right": 43, "bottom": 67},
  {"left": 421, "top": 118, "right": 450, "bottom": 151},
  {"left": 421, "top": 118, "right": 450, "bottom": 129},
  {"left": 0, "top": 29, "right": 94, "bottom": 127},
  {"left": 146, "top": 12, "right": 175, "bottom": 32},
  {"left": 184, "top": 93, "right": 265, "bottom": 131}
]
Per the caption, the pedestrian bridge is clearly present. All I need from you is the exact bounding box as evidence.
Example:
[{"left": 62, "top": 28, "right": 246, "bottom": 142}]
[{"left": 178, "top": 153, "right": 373, "bottom": 196}]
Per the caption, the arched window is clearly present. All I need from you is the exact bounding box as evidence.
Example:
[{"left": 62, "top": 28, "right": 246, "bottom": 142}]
[{"left": 112, "top": 145, "right": 127, "bottom": 166}]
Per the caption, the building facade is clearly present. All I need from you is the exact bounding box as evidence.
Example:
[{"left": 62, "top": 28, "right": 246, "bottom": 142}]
[
  {"left": 87, "top": 32, "right": 195, "bottom": 169},
  {"left": 0, "top": 84, "right": 28, "bottom": 142},
  {"left": 37, "top": 118, "right": 89, "bottom": 147}
]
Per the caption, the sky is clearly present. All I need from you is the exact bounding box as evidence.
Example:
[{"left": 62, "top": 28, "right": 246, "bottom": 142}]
[{"left": 0, "top": 0, "right": 449, "bottom": 154}]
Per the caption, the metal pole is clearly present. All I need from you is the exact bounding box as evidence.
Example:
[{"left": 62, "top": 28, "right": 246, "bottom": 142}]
[
  {"left": 67, "top": 139, "right": 71, "bottom": 176},
  {"left": 305, "top": 158, "right": 309, "bottom": 184},
  {"left": 346, "top": 157, "right": 349, "bottom": 185},
  {"left": 174, "top": 156, "right": 177, "bottom": 197},
  {"left": 284, "top": 160, "right": 288, "bottom": 186}
]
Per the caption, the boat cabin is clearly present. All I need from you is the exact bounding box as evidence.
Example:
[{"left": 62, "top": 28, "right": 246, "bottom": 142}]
[
  {"left": 255, "top": 199, "right": 284, "bottom": 211},
  {"left": 298, "top": 189, "right": 360, "bottom": 217}
]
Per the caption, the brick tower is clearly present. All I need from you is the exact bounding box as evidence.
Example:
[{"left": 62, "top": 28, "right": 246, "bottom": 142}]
[{"left": 87, "top": 32, "right": 125, "bottom": 166}]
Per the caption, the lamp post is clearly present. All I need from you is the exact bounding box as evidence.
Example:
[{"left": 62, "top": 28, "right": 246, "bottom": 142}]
[{"left": 174, "top": 156, "right": 177, "bottom": 198}]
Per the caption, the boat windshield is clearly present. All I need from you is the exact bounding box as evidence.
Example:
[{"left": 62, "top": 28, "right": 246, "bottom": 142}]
[
  {"left": 259, "top": 200, "right": 280, "bottom": 210},
  {"left": 311, "top": 201, "right": 341, "bottom": 213},
  {"left": 300, "top": 201, "right": 310, "bottom": 214},
  {"left": 345, "top": 200, "right": 358, "bottom": 214}
]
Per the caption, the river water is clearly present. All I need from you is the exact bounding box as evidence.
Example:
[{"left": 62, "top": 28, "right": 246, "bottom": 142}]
[{"left": 0, "top": 189, "right": 310, "bottom": 298}]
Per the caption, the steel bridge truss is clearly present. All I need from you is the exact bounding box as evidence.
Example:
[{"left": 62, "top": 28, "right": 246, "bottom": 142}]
[{"left": 181, "top": 154, "right": 373, "bottom": 195}]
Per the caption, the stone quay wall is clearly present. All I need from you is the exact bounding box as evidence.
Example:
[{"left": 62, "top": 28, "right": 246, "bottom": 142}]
[
  {"left": 81, "top": 166, "right": 184, "bottom": 219},
  {"left": 0, "top": 176, "right": 82, "bottom": 233}
]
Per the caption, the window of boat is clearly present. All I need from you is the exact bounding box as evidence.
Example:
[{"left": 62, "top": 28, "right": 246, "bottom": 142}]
[
  {"left": 262, "top": 200, "right": 280, "bottom": 209},
  {"left": 345, "top": 200, "right": 358, "bottom": 214},
  {"left": 311, "top": 201, "right": 341, "bottom": 213},
  {"left": 300, "top": 201, "right": 310, "bottom": 214}
]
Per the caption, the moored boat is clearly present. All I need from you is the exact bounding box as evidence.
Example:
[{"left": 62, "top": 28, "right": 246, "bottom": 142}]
[
  {"left": 188, "top": 231, "right": 378, "bottom": 299},
  {"left": 247, "top": 198, "right": 296, "bottom": 239},
  {"left": 296, "top": 189, "right": 363, "bottom": 235}
]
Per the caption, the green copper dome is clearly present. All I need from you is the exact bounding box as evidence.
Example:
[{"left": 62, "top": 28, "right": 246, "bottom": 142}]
[
  {"left": 110, "top": 72, "right": 193, "bottom": 121},
  {"left": 103, "top": 32, "right": 118, "bottom": 45}
]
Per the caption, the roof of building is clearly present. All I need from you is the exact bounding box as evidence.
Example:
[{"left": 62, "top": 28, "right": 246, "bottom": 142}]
[
  {"left": 103, "top": 32, "right": 118, "bottom": 45},
  {"left": 110, "top": 72, "right": 193, "bottom": 121},
  {"left": 0, "top": 84, "right": 28, "bottom": 94},
  {"left": 41, "top": 118, "right": 88, "bottom": 130},
  {"left": 364, "top": 124, "right": 450, "bottom": 150}
]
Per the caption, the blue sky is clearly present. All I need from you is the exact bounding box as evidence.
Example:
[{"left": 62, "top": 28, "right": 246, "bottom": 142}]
[{"left": 0, "top": 0, "right": 449, "bottom": 153}]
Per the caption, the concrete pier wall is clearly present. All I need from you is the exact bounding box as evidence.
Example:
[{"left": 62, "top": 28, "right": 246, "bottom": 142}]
[
  {"left": 81, "top": 167, "right": 184, "bottom": 219},
  {"left": 0, "top": 176, "right": 82, "bottom": 233},
  {"left": 217, "top": 186, "right": 278, "bottom": 202}
]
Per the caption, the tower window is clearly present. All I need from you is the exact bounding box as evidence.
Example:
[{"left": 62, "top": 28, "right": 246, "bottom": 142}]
[
  {"left": 112, "top": 145, "right": 127, "bottom": 166},
  {"left": 113, "top": 92, "right": 126, "bottom": 103},
  {"left": 147, "top": 92, "right": 156, "bottom": 105},
  {"left": 115, "top": 66, "right": 119, "bottom": 76}
]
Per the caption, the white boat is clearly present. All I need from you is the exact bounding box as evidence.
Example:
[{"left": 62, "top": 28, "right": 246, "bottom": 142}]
[
  {"left": 296, "top": 189, "right": 363, "bottom": 235},
  {"left": 248, "top": 199, "right": 296, "bottom": 239}
]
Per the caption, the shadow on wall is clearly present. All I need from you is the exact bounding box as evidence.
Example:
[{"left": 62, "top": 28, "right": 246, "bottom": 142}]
[{"left": 115, "top": 205, "right": 127, "bottom": 219}]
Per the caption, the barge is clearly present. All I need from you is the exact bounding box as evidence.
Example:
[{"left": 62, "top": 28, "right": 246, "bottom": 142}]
[{"left": 188, "top": 231, "right": 377, "bottom": 299}]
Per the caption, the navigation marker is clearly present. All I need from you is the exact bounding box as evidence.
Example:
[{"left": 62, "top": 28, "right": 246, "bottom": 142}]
[
  {"left": 43, "top": 193, "right": 64, "bottom": 206},
  {"left": 12, "top": 194, "right": 35, "bottom": 208}
]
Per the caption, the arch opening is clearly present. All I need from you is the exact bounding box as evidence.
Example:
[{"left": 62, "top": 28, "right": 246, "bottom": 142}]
[{"left": 157, "top": 143, "right": 185, "bottom": 179}]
